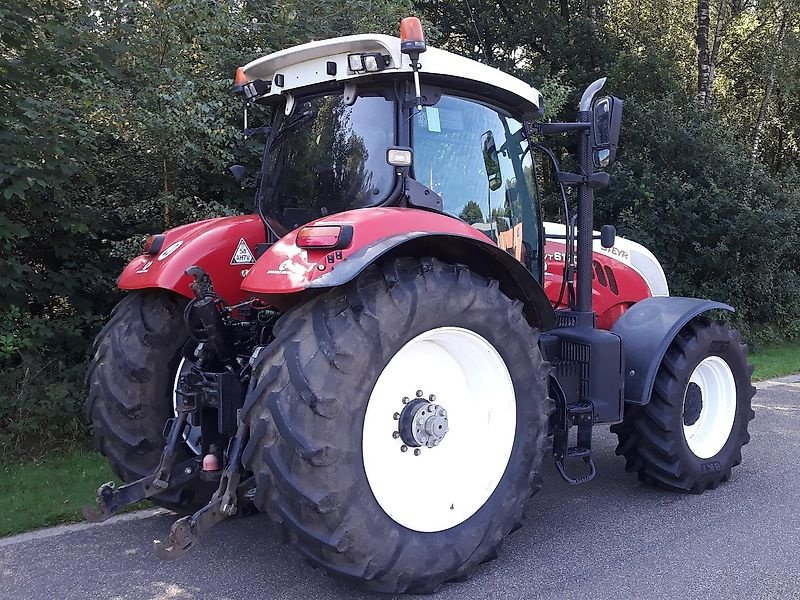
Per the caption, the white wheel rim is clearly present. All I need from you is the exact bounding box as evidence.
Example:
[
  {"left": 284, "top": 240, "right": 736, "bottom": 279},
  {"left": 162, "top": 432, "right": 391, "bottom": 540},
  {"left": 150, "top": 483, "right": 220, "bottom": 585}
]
[
  {"left": 173, "top": 358, "right": 202, "bottom": 456},
  {"left": 682, "top": 356, "right": 737, "bottom": 459},
  {"left": 362, "top": 327, "right": 516, "bottom": 532}
]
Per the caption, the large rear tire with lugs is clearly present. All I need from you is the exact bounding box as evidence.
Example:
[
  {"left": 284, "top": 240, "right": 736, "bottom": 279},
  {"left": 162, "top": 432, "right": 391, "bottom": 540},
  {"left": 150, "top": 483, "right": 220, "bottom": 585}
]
[
  {"left": 611, "top": 317, "right": 755, "bottom": 493},
  {"left": 242, "top": 257, "right": 552, "bottom": 593},
  {"left": 86, "top": 290, "right": 213, "bottom": 512}
]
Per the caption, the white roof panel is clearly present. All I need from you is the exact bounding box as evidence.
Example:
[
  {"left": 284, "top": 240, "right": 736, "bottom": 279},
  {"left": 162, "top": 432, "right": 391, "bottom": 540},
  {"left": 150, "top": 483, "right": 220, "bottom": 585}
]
[{"left": 242, "top": 34, "right": 542, "bottom": 116}]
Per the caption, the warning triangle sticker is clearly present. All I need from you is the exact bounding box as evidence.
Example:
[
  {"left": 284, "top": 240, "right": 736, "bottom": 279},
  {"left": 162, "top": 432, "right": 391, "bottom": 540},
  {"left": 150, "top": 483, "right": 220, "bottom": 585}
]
[{"left": 230, "top": 238, "right": 255, "bottom": 265}]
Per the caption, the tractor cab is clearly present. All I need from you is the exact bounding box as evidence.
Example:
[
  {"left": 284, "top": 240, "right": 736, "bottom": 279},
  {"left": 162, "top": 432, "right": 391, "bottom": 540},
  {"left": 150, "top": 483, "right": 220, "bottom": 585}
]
[{"left": 234, "top": 28, "right": 546, "bottom": 279}]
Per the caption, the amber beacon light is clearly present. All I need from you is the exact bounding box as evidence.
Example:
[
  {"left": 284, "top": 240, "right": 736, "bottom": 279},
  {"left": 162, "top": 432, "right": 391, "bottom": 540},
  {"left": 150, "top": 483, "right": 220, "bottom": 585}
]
[{"left": 400, "top": 17, "right": 426, "bottom": 55}]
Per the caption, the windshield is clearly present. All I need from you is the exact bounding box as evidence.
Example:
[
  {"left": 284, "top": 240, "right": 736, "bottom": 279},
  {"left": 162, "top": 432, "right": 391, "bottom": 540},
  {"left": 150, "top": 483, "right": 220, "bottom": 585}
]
[
  {"left": 257, "top": 93, "right": 396, "bottom": 233},
  {"left": 413, "top": 95, "right": 542, "bottom": 278}
]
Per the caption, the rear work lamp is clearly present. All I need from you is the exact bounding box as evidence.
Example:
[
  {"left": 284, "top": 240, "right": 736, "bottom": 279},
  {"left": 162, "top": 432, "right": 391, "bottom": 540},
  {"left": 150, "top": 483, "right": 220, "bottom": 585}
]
[{"left": 347, "top": 52, "right": 390, "bottom": 73}]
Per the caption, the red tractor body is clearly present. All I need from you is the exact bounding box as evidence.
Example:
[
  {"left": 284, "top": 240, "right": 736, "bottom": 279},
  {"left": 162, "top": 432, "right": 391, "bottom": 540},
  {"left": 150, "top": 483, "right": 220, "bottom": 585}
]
[
  {"left": 119, "top": 210, "right": 658, "bottom": 329},
  {"left": 118, "top": 215, "right": 266, "bottom": 305}
]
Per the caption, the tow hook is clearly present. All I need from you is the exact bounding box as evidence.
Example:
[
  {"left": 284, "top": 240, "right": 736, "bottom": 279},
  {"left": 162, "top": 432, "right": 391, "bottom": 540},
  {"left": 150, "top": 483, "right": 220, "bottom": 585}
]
[{"left": 153, "top": 420, "right": 251, "bottom": 560}]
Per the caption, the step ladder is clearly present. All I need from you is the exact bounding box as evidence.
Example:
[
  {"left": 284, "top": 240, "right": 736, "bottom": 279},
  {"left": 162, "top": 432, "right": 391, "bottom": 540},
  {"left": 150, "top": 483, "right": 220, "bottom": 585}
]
[{"left": 553, "top": 400, "right": 596, "bottom": 485}]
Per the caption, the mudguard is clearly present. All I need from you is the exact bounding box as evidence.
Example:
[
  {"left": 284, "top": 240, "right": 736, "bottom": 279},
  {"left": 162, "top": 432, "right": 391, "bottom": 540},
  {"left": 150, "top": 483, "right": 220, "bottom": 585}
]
[
  {"left": 241, "top": 207, "right": 556, "bottom": 330},
  {"left": 118, "top": 215, "right": 266, "bottom": 304},
  {"left": 612, "top": 296, "right": 734, "bottom": 406}
]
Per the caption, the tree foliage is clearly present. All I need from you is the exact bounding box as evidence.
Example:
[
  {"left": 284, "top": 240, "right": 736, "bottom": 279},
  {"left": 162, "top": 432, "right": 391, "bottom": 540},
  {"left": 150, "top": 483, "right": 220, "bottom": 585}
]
[{"left": 1, "top": 0, "right": 798, "bottom": 451}]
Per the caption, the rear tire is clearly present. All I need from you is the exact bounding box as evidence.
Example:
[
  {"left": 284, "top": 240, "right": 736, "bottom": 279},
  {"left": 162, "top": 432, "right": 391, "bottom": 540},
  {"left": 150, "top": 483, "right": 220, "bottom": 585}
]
[
  {"left": 86, "top": 290, "right": 213, "bottom": 512},
  {"left": 611, "top": 317, "right": 755, "bottom": 493},
  {"left": 242, "top": 257, "right": 552, "bottom": 593}
]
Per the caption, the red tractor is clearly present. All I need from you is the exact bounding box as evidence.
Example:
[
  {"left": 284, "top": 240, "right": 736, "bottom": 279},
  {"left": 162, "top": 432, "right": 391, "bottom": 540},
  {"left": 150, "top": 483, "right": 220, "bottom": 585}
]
[{"left": 84, "top": 18, "right": 755, "bottom": 594}]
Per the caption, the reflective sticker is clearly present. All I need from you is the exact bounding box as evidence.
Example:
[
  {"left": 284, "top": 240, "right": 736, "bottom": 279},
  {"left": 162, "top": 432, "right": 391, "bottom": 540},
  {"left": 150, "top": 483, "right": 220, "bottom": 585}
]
[
  {"left": 158, "top": 241, "right": 183, "bottom": 261},
  {"left": 136, "top": 260, "right": 153, "bottom": 274},
  {"left": 230, "top": 238, "right": 255, "bottom": 265}
]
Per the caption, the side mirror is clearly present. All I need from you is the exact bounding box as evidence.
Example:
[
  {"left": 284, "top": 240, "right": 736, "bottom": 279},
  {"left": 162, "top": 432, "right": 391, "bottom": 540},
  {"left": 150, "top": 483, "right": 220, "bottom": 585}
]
[
  {"left": 592, "top": 96, "right": 623, "bottom": 169},
  {"left": 229, "top": 165, "right": 257, "bottom": 189},
  {"left": 481, "top": 131, "right": 503, "bottom": 191},
  {"left": 600, "top": 224, "right": 616, "bottom": 249},
  {"left": 230, "top": 165, "right": 248, "bottom": 183}
]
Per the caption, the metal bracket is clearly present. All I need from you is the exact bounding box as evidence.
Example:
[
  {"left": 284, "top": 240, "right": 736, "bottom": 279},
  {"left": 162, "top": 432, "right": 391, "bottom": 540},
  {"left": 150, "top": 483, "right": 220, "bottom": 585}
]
[
  {"left": 186, "top": 266, "right": 215, "bottom": 300},
  {"left": 556, "top": 171, "right": 611, "bottom": 189},
  {"left": 284, "top": 93, "right": 295, "bottom": 115},
  {"left": 404, "top": 177, "right": 443, "bottom": 211}
]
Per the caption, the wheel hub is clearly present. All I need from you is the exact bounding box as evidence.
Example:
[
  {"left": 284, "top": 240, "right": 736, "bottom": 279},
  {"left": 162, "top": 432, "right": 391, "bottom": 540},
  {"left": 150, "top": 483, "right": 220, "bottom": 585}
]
[
  {"left": 398, "top": 395, "right": 449, "bottom": 449},
  {"left": 683, "top": 381, "right": 703, "bottom": 426}
]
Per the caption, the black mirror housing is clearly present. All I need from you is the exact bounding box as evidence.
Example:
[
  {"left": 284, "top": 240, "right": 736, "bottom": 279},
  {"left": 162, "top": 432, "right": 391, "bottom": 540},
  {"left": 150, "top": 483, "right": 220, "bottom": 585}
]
[
  {"left": 600, "top": 224, "right": 616, "bottom": 249},
  {"left": 229, "top": 165, "right": 247, "bottom": 183},
  {"left": 481, "top": 131, "right": 502, "bottom": 191},
  {"left": 592, "top": 96, "right": 623, "bottom": 169}
]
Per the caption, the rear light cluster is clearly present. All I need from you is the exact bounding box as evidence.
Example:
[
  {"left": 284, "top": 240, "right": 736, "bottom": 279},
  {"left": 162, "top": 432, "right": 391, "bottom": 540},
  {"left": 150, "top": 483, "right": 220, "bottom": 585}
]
[
  {"left": 143, "top": 234, "right": 166, "bottom": 256},
  {"left": 295, "top": 225, "right": 354, "bottom": 250}
]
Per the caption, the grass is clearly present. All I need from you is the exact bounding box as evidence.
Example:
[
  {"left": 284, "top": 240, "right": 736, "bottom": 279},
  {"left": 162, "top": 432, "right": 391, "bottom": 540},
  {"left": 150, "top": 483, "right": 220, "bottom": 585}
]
[
  {"left": 0, "top": 447, "right": 142, "bottom": 538},
  {"left": 749, "top": 343, "right": 799, "bottom": 381},
  {"left": 0, "top": 344, "right": 795, "bottom": 538}
]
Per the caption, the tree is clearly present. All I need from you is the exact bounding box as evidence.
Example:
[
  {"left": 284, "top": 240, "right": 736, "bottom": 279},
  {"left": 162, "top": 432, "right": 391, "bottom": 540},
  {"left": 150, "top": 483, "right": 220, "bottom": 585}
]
[{"left": 459, "top": 200, "right": 485, "bottom": 224}]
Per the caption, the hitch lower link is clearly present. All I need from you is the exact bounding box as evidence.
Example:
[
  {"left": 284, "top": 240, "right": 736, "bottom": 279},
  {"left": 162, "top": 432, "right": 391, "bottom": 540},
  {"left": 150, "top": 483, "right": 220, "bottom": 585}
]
[
  {"left": 82, "top": 411, "right": 196, "bottom": 523},
  {"left": 153, "top": 420, "right": 251, "bottom": 560}
]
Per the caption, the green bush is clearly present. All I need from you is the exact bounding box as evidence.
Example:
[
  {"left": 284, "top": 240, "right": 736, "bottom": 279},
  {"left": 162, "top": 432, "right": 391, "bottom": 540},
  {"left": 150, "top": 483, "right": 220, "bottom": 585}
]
[{"left": 597, "top": 98, "right": 800, "bottom": 345}]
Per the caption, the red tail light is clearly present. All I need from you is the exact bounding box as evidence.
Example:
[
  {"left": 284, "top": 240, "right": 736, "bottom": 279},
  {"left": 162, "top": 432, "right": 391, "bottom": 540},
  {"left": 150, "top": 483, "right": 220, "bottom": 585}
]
[
  {"left": 143, "top": 234, "right": 165, "bottom": 256},
  {"left": 296, "top": 225, "right": 353, "bottom": 249}
]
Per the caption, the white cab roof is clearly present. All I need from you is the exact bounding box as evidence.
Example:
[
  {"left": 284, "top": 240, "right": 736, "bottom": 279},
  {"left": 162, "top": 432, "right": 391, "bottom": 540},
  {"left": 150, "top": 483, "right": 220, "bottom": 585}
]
[{"left": 242, "top": 34, "right": 543, "bottom": 117}]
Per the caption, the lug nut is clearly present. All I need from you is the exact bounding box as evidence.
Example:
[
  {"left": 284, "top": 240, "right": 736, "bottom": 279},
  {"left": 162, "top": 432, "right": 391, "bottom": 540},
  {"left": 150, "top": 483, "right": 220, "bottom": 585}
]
[
  {"left": 416, "top": 390, "right": 423, "bottom": 397},
  {"left": 429, "top": 394, "right": 436, "bottom": 402},
  {"left": 392, "top": 431, "right": 400, "bottom": 439},
  {"left": 393, "top": 412, "right": 400, "bottom": 420},
  {"left": 402, "top": 397, "right": 409, "bottom": 404},
  {"left": 184, "top": 467, "right": 193, "bottom": 475},
  {"left": 400, "top": 445, "right": 408, "bottom": 452},
  {"left": 414, "top": 449, "right": 421, "bottom": 456}
]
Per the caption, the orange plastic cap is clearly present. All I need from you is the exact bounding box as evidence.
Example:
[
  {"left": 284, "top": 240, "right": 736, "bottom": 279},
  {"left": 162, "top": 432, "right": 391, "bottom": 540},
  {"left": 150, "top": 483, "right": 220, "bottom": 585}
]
[
  {"left": 400, "top": 17, "right": 425, "bottom": 44},
  {"left": 234, "top": 67, "right": 250, "bottom": 87}
]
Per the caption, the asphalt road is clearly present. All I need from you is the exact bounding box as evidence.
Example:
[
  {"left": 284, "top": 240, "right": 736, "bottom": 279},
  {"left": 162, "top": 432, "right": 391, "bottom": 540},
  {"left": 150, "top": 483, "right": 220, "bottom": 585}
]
[{"left": 1, "top": 376, "right": 799, "bottom": 600}]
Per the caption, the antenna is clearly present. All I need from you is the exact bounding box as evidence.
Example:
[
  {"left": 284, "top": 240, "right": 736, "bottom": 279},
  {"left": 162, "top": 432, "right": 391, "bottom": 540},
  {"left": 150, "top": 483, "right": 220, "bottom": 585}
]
[{"left": 463, "top": 0, "right": 489, "bottom": 63}]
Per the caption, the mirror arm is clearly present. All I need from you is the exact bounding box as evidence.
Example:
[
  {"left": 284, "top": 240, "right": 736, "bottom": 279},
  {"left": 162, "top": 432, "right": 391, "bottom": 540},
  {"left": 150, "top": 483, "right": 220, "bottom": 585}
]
[
  {"left": 534, "top": 122, "right": 590, "bottom": 135},
  {"left": 557, "top": 171, "right": 610, "bottom": 190}
]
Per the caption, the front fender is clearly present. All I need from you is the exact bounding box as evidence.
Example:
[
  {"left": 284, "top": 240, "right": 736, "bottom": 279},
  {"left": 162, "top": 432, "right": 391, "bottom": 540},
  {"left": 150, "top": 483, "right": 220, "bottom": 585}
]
[
  {"left": 241, "top": 207, "right": 556, "bottom": 330},
  {"left": 118, "top": 215, "right": 266, "bottom": 304},
  {"left": 612, "top": 296, "right": 734, "bottom": 405}
]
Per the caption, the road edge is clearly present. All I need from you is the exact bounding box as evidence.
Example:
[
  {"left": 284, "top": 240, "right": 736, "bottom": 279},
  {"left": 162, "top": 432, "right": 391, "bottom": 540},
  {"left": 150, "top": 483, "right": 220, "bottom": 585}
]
[{"left": 0, "top": 508, "right": 169, "bottom": 548}]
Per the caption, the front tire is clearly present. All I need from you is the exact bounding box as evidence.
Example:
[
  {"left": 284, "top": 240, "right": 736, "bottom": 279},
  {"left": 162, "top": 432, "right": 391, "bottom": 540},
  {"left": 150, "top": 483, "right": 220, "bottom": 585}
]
[
  {"left": 611, "top": 317, "right": 755, "bottom": 493},
  {"left": 242, "top": 257, "right": 551, "bottom": 593}
]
